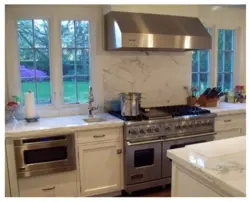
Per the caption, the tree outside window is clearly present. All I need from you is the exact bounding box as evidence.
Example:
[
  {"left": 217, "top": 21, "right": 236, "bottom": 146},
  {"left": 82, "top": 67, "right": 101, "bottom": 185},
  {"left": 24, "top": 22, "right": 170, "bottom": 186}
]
[
  {"left": 217, "top": 29, "right": 234, "bottom": 91},
  {"left": 192, "top": 28, "right": 211, "bottom": 95},
  {"left": 17, "top": 19, "right": 90, "bottom": 105}
]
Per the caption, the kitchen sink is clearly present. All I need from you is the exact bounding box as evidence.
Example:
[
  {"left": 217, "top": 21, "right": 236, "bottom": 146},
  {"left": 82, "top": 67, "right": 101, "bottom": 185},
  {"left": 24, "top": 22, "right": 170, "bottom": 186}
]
[{"left": 83, "top": 117, "right": 106, "bottom": 123}]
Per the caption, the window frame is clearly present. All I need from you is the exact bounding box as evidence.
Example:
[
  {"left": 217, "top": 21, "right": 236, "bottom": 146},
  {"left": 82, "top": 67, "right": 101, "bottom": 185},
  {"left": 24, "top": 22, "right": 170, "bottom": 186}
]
[
  {"left": 192, "top": 27, "right": 211, "bottom": 95},
  {"left": 17, "top": 19, "right": 52, "bottom": 105},
  {"left": 192, "top": 22, "right": 240, "bottom": 93},
  {"left": 60, "top": 20, "right": 90, "bottom": 105},
  {"left": 216, "top": 29, "right": 235, "bottom": 91},
  {"left": 5, "top": 6, "right": 97, "bottom": 117}
]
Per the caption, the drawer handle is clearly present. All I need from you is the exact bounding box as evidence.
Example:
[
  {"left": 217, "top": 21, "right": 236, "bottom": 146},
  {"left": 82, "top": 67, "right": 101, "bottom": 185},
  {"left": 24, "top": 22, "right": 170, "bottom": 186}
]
[
  {"left": 117, "top": 149, "right": 122, "bottom": 154},
  {"left": 93, "top": 134, "right": 105, "bottom": 138},
  {"left": 42, "top": 186, "right": 55, "bottom": 191},
  {"left": 224, "top": 119, "right": 232, "bottom": 122}
]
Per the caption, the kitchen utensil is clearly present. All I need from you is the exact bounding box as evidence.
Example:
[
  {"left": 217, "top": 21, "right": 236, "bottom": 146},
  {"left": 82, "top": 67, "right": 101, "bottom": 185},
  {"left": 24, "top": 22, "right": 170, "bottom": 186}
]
[{"left": 120, "top": 92, "right": 142, "bottom": 116}]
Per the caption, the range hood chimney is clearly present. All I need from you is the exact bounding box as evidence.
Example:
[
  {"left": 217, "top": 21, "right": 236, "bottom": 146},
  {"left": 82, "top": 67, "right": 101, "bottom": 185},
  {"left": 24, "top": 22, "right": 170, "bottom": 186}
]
[{"left": 104, "top": 11, "right": 211, "bottom": 51}]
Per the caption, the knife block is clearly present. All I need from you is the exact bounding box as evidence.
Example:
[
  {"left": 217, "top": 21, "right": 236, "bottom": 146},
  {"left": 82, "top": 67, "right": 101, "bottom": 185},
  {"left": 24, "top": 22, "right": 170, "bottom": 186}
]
[
  {"left": 205, "top": 98, "right": 219, "bottom": 107},
  {"left": 187, "top": 96, "right": 197, "bottom": 106},
  {"left": 197, "top": 95, "right": 219, "bottom": 107}
]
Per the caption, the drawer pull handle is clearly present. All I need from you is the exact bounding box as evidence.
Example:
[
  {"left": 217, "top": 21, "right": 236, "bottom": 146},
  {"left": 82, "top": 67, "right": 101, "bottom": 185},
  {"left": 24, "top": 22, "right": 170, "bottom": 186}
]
[
  {"left": 42, "top": 186, "right": 55, "bottom": 191},
  {"left": 224, "top": 119, "right": 231, "bottom": 122},
  {"left": 93, "top": 134, "right": 105, "bottom": 138},
  {"left": 117, "top": 149, "right": 122, "bottom": 154}
]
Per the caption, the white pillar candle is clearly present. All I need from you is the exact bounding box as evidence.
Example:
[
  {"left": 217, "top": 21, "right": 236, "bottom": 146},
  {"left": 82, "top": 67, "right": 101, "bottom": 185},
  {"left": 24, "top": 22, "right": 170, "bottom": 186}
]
[{"left": 24, "top": 91, "right": 36, "bottom": 118}]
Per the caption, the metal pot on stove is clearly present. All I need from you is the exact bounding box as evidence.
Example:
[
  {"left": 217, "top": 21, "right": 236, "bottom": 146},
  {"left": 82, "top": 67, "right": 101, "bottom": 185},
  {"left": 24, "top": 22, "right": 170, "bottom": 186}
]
[{"left": 120, "top": 92, "right": 142, "bottom": 116}]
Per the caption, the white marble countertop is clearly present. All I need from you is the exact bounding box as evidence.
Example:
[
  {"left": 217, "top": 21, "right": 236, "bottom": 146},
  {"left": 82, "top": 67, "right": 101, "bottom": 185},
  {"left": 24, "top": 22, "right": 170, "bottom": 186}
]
[
  {"left": 202, "top": 102, "right": 246, "bottom": 116},
  {"left": 5, "top": 113, "right": 124, "bottom": 139},
  {"left": 5, "top": 102, "right": 245, "bottom": 139},
  {"left": 167, "top": 136, "right": 246, "bottom": 197}
]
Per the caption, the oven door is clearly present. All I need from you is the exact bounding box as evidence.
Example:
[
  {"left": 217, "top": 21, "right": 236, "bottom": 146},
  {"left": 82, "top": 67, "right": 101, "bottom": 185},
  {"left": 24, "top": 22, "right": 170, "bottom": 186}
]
[
  {"left": 125, "top": 139, "right": 162, "bottom": 185},
  {"left": 162, "top": 132, "right": 215, "bottom": 178},
  {"left": 14, "top": 135, "right": 76, "bottom": 178}
]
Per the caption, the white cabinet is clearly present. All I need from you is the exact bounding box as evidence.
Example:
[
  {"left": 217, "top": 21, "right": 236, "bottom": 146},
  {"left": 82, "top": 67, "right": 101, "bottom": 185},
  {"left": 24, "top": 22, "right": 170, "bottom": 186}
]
[
  {"left": 214, "top": 128, "right": 243, "bottom": 140},
  {"left": 78, "top": 141, "right": 123, "bottom": 196},
  {"left": 77, "top": 127, "right": 123, "bottom": 196},
  {"left": 5, "top": 152, "right": 11, "bottom": 197},
  {"left": 171, "top": 163, "right": 229, "bottom": 197},
  {"left": 214, "top": 114, "right": 245, "bottom": 140},
  {"left": 18, "top": 171, "right": 78, "bottom": 197}
]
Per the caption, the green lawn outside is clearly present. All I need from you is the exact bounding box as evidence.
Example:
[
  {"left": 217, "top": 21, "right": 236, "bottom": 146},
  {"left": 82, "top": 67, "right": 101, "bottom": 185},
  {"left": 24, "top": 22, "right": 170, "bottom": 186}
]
[{"left": 21, "top": 81, "right": 89, "bottom": 104}]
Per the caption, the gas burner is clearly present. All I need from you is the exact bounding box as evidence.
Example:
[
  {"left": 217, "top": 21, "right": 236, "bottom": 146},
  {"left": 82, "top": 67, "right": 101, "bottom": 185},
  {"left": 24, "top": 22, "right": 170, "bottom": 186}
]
[{"left": 152, "top": 105, "right": 211, "bottom": 118}]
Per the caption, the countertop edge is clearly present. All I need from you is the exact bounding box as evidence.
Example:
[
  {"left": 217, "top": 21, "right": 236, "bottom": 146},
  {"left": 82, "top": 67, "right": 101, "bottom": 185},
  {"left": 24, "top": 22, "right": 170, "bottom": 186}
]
[
  {"left": 167, "top": 150, "right": 245, "bottom": 197},
  {"left": 5, "top": 116, "right": 124, "bottom": 139}
]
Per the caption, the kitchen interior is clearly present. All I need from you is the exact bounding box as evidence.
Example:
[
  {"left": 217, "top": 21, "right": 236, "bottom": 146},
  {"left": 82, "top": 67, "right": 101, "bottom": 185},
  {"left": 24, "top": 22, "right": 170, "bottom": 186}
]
[{"left": 4, "top": 4, "right": 246, "bottom": 198}]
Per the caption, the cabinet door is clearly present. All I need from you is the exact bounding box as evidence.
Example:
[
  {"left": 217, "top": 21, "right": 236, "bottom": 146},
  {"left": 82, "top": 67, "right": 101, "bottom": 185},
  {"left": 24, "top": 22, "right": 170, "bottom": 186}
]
[
  {"left": 78, "top": 141, "right": 122, "bottom": 196},
  {"left": 5, "top": 153, "right": 11, "bottom": 197},
  {"left": 214, "top": 128, "right": 243, "bottom": 141}
]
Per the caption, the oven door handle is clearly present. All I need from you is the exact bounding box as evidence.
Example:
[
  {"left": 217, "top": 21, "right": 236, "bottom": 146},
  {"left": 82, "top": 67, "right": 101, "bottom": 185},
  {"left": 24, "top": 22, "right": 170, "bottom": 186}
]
[
  {"left": 15, "top": 141, "right": 67, "bottom": 150},
  {"left": 163, "top": 132, "right": 217, "bottom": 142},
  {"left": 126, "top": 139, "right": 163, "bottom": 146}
]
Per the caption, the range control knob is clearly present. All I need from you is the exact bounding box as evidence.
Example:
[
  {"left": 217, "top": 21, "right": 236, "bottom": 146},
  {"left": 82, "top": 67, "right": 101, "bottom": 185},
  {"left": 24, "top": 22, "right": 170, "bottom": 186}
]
[
  {"left": 147, "top": 128, "right": 152, "bottom": 133},
  {"left": 130, "top": 129, "right": 137, "bottom": 135},
  {"left": 176, "top": 124, "right": 181, "bottom": 129},
  {"left": 155, "top": 127, "right": 160, "bottom": 132},
  {"left": 139, "top": 129, "right": 145, "bottom": 134},
  {"left": 196, "top": 121, "right": 201, "bottom": 125},
  {"left": 165, "top": 126, "right": 171, "bottom": 131},
  {"left": 183, "top": 124, "right": 188, "bottom": 129}
]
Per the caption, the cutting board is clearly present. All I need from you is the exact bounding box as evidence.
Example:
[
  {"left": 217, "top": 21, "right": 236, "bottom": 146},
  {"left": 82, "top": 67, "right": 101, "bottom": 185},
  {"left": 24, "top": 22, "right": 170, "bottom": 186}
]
[{"left": 186, "top": 136, "right": 246, "bottom": 158}]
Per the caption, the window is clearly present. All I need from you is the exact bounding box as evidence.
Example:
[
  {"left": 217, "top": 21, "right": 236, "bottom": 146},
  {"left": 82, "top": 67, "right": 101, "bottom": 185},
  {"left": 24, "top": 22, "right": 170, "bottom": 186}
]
[
  {"left": 17, "top": 19, "right": 51, "bottom": 105},
  {"left": 192, "top": 28, "right": 211, "bottom": 95},
  {"left": 217, "top": 29, "right": 235, "bottom": 91},
  {"left": 61, "top": 20, "right": 90, "bottom": 104}
]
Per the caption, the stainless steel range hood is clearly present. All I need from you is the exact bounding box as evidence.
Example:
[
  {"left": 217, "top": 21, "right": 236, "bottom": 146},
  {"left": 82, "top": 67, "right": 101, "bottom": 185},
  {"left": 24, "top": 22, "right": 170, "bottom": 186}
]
[{"left": 104, "top": 11, "right": 211, "bottom": 51}]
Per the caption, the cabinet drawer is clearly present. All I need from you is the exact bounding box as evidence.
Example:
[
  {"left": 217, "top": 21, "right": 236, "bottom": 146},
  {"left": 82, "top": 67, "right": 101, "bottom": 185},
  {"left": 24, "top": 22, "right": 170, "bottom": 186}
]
[
  {"left": 214, "top": 128, "right": 243, "bottom": 141},
  {"left": 77, "top": 128, "right": 121, "bottom": 144},
  {"left": 18, "top": 171, "right": 77, "bottom": 197},
  {"left": 215, "top": 114, "right": 245, "bottom": 131}
]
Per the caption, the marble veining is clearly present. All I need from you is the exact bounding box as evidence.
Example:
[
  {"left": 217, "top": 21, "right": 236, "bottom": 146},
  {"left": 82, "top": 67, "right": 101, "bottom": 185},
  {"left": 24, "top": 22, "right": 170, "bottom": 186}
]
[
  {"left": 168, "top": 136, "right": 246, "bottom": 196},
  {"left": 209, "top": 160, "right": 245, "bottom": 175},
  {"left": 102, "top": 52, "right": 192, "bottom": 108}
]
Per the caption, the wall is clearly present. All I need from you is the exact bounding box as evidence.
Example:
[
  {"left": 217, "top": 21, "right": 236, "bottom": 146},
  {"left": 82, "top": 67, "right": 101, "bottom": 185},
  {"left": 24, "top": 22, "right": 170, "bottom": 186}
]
[
  {"left": 99, "top": 52, "right": 192, "bottom": 108},
  {"left": 5, "top": 5, "right": 246, "bottom": 115},
  {"left": 99, "top": 5, "right": 246, "bottom": 108}
]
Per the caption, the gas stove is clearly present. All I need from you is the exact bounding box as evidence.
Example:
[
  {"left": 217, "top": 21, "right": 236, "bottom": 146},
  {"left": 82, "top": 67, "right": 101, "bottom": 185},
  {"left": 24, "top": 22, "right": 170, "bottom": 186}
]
[
  {"left": 113, "top": 104, "right": 217, "bottom": 194},
  {"left": 110, "top": 105, "right": 217, "bottom": 141}
]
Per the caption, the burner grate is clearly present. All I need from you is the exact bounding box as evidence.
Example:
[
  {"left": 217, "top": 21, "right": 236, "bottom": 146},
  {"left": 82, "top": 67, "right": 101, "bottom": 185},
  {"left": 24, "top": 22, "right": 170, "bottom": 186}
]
[
  {"left": 109, "top": 111, "right": 148, "bottom": 121},
  {"left": 109, "top": 105, "right": 211, "bottom": 121}
]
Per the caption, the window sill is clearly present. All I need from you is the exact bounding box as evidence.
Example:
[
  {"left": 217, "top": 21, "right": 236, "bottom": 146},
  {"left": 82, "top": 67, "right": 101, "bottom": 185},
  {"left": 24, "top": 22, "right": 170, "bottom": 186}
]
[{"left": 14, "top": 103, "right": 94, "bottom": 119}]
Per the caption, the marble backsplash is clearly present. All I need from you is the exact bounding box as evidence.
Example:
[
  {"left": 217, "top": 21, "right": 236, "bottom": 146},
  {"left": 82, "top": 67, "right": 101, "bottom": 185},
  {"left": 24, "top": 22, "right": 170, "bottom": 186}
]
[{"left": 100, "top": 51, "right": 192, "bottom": 109}]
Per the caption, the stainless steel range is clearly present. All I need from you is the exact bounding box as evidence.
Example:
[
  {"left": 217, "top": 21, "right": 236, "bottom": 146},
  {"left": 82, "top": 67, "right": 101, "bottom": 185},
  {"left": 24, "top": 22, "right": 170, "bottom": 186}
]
[{"left": 110, "top": 105, "right": 217, "bottom": 194}]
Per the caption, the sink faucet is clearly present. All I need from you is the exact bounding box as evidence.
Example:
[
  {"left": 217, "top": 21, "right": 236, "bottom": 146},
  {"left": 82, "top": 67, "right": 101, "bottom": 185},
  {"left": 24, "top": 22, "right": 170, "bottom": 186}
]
[{"left": 88, "top": 86, "right": 98, "bottom": 118}]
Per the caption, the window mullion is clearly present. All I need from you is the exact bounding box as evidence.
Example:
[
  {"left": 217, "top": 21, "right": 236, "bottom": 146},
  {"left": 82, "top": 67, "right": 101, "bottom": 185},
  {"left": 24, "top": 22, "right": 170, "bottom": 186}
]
[
  {"left": 212, "top": 25, "right": 217, "bottom": 87},
  {"left": 32, "top": 20, "right": 38, "bottom": 104},
  {"left": 50, "top": 18, "right": 62, "bottom": 110},
  {"left": 222, "top": 30, "right": 225, "bottom": 91},
  {"left": 197, "top": 51, "right": 200, "bottom": 90},
  {"left": 73, "top": 21, "right": 79, "bottom": 103}
]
